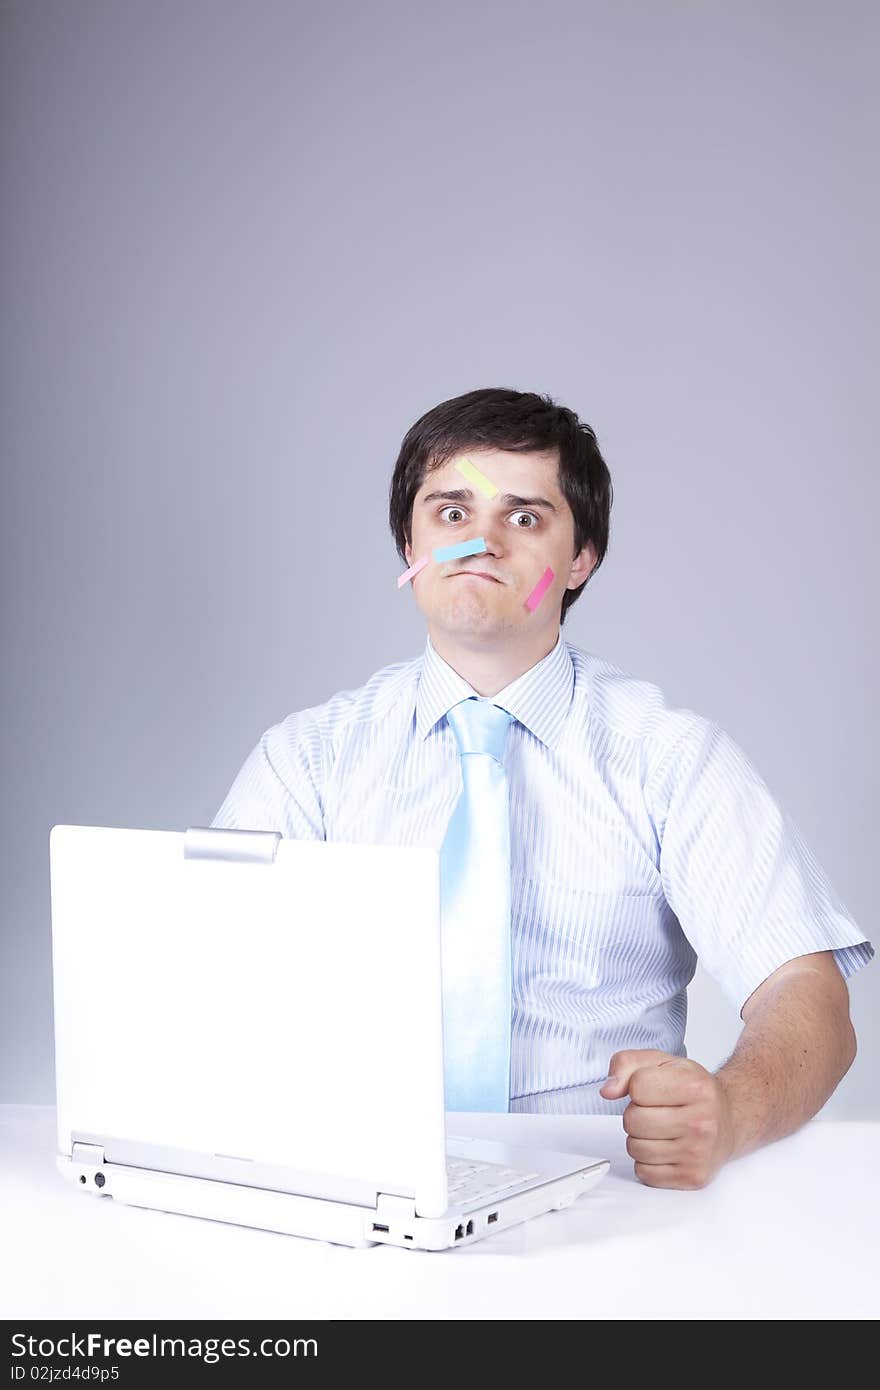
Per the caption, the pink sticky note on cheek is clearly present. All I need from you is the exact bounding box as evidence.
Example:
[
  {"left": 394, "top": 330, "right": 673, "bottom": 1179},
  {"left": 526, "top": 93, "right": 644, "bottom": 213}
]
[
  {"left": 525, "top": 565, "right": 554, "bottom": 612},
  {"left": 397, "top": 554, "right": 430, "bottom": 589}
]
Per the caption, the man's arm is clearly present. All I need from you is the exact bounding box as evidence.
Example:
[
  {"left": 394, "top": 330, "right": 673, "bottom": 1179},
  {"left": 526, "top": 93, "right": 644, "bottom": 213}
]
[
  {"left": 600, "top": 950, "right": 857, "bottom": 1188},
  {"left": 715, "top": 949, "right": 857, "bottom": 1159},
  {"left": 211, "top": 717, "right": 326, "bottom": 838}
]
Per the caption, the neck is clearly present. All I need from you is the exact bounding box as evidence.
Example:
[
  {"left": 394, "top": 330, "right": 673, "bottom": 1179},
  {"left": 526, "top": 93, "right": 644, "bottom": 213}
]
[{"left": 427, "top": 623, "right": 561, "bottom": 696}]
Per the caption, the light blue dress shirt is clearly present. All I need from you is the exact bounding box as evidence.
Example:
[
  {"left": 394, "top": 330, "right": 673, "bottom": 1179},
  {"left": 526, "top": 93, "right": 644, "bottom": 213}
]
[{"left": 211, "top": 633, "right": 873, "bottom": 1113}]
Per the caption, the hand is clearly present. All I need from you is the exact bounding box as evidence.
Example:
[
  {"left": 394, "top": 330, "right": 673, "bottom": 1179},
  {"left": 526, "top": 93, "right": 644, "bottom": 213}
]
[{"left": 599, "top": 1049, "right": 736, "bottom": 1189}]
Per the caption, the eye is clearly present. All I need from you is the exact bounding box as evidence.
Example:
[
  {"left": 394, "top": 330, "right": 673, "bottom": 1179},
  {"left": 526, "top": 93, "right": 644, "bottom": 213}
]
[
  {"left": 439, "top": 505, "right": 467, "bottom": 524},
  {"left": 509, "top": 511, "right": 540, "bottom": 529}
]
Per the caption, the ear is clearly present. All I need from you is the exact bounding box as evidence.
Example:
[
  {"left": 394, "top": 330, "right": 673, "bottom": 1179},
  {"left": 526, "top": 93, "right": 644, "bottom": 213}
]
[
  {"left": 404, "top": 538, "right": 413, "bottom": 566},
  {"left": 566, "top": 540, "right": 597, "bottom": 591}
]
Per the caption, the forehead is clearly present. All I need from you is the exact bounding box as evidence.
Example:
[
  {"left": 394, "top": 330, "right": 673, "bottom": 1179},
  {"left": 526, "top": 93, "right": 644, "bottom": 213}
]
[{"left": 420, "top": 447, "right": 562, "bottom": 493}]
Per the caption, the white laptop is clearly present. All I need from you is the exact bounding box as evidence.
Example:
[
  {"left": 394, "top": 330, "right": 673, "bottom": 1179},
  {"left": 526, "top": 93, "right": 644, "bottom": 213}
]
[{"left": 48, "top": 824, "right": 609, "bottom": 1251}]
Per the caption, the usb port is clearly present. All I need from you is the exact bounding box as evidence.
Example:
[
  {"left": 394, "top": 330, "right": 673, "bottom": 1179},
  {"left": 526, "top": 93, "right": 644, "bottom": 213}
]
[
  {"left": 487, "top": 1212, "right": 498, "bottom": 1223},
  {"left": 454, "top": 1223, "right": 464, "bottom": 1240},
  {"left": 372, "top": 1223, "right": 389, "bottom": 1232},
  {"left": 465, "top": 1220, "right": 474, "bottom": 1235}
]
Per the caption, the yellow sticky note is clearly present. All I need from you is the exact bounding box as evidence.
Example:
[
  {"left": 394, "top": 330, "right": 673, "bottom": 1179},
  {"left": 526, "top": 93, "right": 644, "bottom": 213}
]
[{"left": 455, "top": 456, "right": 499, "bottom": 499}]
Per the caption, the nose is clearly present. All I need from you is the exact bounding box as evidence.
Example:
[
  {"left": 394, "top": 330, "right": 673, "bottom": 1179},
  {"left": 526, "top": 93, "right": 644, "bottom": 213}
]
[{"left": 478, "top": 513, "right": 507, "bottom": 556}]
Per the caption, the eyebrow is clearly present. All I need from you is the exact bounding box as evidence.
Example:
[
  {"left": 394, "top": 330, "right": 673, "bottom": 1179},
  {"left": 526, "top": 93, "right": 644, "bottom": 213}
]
[{"left": 420, "top": 488, "right": 558, "bottom": 513}]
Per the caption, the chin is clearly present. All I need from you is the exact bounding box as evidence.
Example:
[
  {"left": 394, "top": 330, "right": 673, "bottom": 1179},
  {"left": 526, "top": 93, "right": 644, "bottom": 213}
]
[{"left": 438, "top": 599, "right": 521, "bottom": 639}]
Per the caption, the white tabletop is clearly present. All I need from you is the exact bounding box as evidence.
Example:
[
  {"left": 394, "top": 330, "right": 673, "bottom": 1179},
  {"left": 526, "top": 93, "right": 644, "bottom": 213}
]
[{"left": 2, "top": 1105, "right": 877, "bottom": 1320}]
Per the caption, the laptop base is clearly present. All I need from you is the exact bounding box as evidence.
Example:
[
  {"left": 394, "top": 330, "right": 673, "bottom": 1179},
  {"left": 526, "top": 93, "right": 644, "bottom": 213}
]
[{"left": 57, "top": 1152, "right": 610, "bottom": 1251}]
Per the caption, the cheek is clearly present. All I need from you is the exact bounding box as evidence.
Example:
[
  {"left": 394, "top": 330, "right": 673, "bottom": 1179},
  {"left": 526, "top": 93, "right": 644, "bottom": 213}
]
[
  {"left": 540, "top": 531, "right": 570, "bottom": 567},
  {"left": 408, "top": 516, "right": 432, "bottom": 557}
]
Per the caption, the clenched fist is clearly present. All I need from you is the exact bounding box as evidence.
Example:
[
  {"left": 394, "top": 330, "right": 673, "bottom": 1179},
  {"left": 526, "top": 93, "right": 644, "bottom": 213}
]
[{"left": 599, "top": 1049, "right": 737, "bottom": 1190}]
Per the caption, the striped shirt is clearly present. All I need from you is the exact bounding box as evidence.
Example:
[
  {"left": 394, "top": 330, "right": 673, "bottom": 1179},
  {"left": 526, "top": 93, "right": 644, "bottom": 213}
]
[{"left": 211, "top": 632, "right": 873, "bottom": 1113}]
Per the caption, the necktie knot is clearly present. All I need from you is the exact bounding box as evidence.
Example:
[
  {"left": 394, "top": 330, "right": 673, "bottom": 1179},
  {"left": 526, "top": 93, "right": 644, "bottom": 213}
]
[{"left": 446, "top": 697, "right": 513, "bottom": 762}]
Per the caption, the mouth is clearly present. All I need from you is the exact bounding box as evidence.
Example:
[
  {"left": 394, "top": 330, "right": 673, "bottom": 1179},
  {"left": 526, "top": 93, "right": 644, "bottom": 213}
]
[{"left": 450, "top": 570, "right": 502, "bottom": 583}]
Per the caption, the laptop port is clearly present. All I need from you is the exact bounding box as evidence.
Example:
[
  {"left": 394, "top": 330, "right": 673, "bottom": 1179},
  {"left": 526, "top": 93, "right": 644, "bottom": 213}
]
[
  {"left": 454, "top": 1224, "right": 464, "bottom": 1240},
  {"left": 372, "top": 1223, "right": 389, "bottom": 1233},
  {"left": 487, "top": 1212, "right": 498, "bottom": 1223},
  {"left": 465, "top": 1220, "right": 474, "bottom": 1235}
]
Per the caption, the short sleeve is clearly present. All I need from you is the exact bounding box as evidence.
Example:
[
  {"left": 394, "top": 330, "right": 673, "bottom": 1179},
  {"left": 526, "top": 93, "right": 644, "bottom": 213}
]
[
  {"left": 210, "top": 712, "right": 326, "bottom": 839},
  {"left": 647, "top": 717, "right": 873, "bottom": 1019}
]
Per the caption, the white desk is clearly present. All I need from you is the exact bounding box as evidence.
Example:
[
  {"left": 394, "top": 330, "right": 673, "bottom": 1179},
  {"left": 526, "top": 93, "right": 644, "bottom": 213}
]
[{"left": 1, "top": 1106, "right": 877, "bottom": 1320}]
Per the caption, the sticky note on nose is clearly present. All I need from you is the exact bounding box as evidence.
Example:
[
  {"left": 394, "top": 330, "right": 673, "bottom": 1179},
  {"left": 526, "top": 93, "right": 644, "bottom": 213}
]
[
  {"left": 455, "top": 457, "right": 499, "bottom": 499},
  {"left": 525, "top": 566, "right": 554, "bottom": 612},
  {"left": 433, "top": 537, "right": 488, "bottom": 563}
]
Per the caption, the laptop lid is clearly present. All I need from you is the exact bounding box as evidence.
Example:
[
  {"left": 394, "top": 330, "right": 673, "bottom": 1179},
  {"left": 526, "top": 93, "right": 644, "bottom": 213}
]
[{"left": 49, "top": 824, "right": 449, "bottom": 1217}]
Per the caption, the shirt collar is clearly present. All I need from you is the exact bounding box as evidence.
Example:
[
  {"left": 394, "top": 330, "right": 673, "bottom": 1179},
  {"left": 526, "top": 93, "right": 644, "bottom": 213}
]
[{"left": 415, "top": 630, "right": 574, "bottom": 750}]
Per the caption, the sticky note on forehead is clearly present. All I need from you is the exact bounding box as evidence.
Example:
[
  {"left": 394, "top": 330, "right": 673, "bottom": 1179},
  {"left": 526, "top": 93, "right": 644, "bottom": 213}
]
[
  {"left": 433, "top": 536, "right": 488, "bottom": 563},
  {"left": 455, "top": 456, "right": 499, "bottom": 499}
]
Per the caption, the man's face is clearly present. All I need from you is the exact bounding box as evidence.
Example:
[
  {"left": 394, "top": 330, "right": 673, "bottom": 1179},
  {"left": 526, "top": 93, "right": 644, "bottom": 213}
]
[{"left": 404, "top": 447, "right": 597, "bottom": 643}]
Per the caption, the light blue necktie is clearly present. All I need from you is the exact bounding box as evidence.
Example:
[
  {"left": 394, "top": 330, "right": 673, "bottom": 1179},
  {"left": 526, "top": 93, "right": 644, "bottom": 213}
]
[{"left": 440, "top": 696, "right": 514, "bottom": 1112}]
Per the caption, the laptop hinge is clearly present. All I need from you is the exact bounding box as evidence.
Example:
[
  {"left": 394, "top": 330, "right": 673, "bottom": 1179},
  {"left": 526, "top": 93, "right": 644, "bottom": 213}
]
[
  {"left": 72, "top": 1142, "right": 105, "bottom": 1165},
  {"left": 183, "top": 827, "right": 282, "bottom": 863},
  {"left": 375, "top": 1193, "right": 417, "bottom": 1223}
]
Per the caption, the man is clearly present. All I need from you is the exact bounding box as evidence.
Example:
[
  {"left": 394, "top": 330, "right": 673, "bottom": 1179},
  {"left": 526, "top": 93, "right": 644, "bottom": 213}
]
[{"left": 212, "top": 386, "right": 872, "bottom": 1189}]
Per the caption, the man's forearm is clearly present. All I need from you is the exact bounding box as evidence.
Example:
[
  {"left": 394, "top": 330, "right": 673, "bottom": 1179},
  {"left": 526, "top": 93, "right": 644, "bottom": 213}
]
[{"left": 715, "top": 966, "right": 857, "bottom": 1160}]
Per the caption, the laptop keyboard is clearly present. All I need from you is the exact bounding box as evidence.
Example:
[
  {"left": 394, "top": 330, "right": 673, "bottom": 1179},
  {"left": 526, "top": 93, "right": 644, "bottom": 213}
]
[{"left": 445, "top": 1154, "right": 541, "bottom": 1206}]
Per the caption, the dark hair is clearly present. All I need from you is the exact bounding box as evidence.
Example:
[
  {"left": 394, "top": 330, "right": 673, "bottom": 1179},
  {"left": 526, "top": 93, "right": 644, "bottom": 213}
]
[{"left": 388, "top": 387, "right": 612, "bottom": 621}]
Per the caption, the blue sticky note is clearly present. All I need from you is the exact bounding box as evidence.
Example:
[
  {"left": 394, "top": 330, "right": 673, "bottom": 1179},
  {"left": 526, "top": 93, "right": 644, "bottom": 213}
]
[{"left": 433, "top": 537, "right": 488, "bottom": 563}]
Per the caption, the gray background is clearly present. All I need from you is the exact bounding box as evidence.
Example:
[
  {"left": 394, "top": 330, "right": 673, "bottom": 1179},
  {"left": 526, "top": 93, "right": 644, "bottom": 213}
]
[{"left": 2, "top": 0, "right": 876, "bottom": 1113}]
